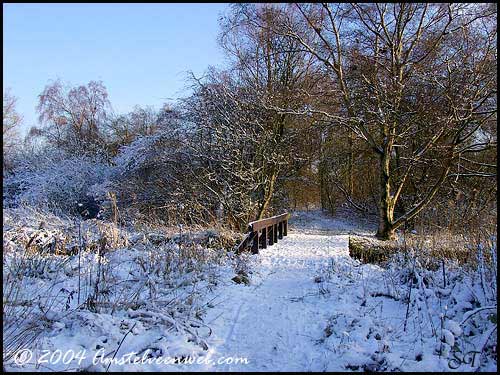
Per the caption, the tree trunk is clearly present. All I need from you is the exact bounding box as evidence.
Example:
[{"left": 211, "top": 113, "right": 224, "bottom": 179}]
[
  {"left": 376, "top": 205, "right": 396, "bottom": 240},
  {"left": 257, "top": 168, "right": 277, "bottom": 220},
  {"left": 348, "top": 130, "right": 354, "bottom": 196},
  {"left": 376, "top": 151, "right": 396, "bottom": 240}
]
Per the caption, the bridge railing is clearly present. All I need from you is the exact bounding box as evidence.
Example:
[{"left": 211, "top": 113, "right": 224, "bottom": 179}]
[{"left": 236, "top": 213, "right": 290, "bottom": 254}]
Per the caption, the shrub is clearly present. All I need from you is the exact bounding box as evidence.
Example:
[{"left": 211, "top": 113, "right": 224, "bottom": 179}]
[{"left": 3, "top": 149, "right": 110, "bottom": 215}]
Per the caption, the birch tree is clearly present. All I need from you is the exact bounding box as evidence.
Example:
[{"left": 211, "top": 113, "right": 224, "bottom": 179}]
[
  {"left": 3, "top": 89, "right": 23, "bottom": 171},
  {"left": 36, "top": 79, "right": 112, "bottom": 157}
]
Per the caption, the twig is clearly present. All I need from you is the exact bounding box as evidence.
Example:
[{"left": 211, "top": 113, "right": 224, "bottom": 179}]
[
  {"left": 460, "top": 305, "right": 497, "bottom": 326},
  {"left": 442, "top": 259, "right": 446, "bottom": 288},
  {"left": 106, "top": 322, "right": 137, "bottom": 372},
  {"left": 77, "top": 220, "right": 82, "bottom": 305},
  {"left": 403, "top": 257, "right": 416, "bottom": 332}
]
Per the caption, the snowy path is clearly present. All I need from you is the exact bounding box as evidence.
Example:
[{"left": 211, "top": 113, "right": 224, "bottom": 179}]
[
  {"left": 194, "top": 210, "right": 378, "bottom": 371},
  {"left": 4, "top": 209, "right": 495, "bottom": 372}
]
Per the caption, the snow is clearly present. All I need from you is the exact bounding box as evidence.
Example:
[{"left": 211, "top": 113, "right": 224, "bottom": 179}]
[
  {"left": 441, "top": 329, "right": 455, "bottom": 347},
  {"left": 167, "top": 210, "right": 496, "bottom": 372},
  {"left": 444, "top": 320, "right": 462, "bottom": 337},
  {"left": 188, "top": 210, "right": 496, "bottom": 372},
  {"left": 193, "top": 232, "right": 350, "bottom": 371},
  {"left": 3, "top": 209, "right": 497, "bottom": 372}
]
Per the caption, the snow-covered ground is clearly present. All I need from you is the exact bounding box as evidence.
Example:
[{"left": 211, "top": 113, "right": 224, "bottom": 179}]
[
  {"left": 188, "top": 211, "right": 362, "bottom": 371},
  {"left": 3, "top": 209, "right": 496, "bottom": 372},
  {"left": 187, "top": 210, "right": 497, "bottom": 372}
]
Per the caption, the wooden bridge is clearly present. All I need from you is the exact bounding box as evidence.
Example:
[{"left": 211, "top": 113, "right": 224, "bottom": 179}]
[{"left": 236, "top": 213, "right": 290, "bottom": 254}]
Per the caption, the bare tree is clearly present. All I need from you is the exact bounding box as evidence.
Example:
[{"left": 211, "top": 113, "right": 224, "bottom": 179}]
[
  {"left": 106, "top": 105, "right": 160, "bottom": 155},
  {"left": 181, "top": 69, "right": 268, "bottom": 229},
  {"left": 3, "top": 89, "right": 23, "bottom": 171},
  {"left": 272, "top": 3, "right": 496, "bottom": 239},
  {"left": 218, "top": 4, "right": 322, "bottom": 220},
  {"left": 36, "top": 79, "right": 112, "bottom": 156}
]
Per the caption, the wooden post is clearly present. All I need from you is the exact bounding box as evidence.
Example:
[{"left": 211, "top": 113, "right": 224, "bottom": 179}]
[
  {"left": 284, "top": 220, "right": 288, "bottom": 236},
  {"left": 278, "top": 221, "right": 283, "bottom": 239},
  {"left": 268, "top": 225, "right": 273, "bottom": 245},
  {"left": 261, "top": 228, "right": 267, "bottom": 249},
  {"left": 273, "top": 223, "right": 278, "bottom": 243},
  {"left": 252, "top": 230, "right": 259, "bottom": 254}
]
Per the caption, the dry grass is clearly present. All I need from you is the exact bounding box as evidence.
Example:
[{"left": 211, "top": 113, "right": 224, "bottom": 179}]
[
  {"left": 407, "top": 200, "right": 497, "bottom": 266},
  {"left": 3, "top": 206, "right": 246, "bottom": 366}
]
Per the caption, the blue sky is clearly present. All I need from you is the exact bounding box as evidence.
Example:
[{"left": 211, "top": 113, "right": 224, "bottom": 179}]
[{"left": 3, "top": 3, "right": 229, "bottom": 134}]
